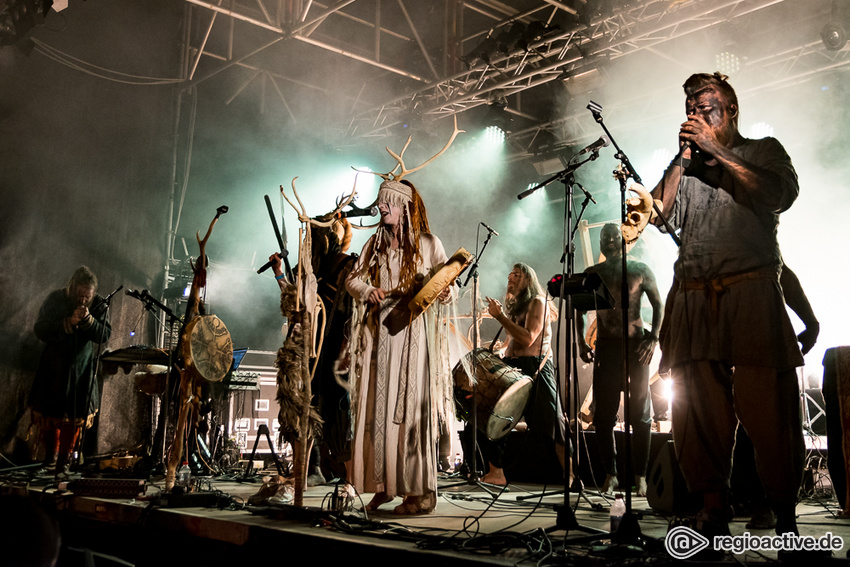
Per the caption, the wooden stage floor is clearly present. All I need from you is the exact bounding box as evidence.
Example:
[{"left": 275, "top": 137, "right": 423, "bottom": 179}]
[{"left": 6, "top": 465, "right": 850, "bottom": 566}]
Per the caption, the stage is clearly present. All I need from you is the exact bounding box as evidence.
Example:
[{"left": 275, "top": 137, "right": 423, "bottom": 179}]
[{"left": 4, "top": 456, "right": 850, "bottom": 567}]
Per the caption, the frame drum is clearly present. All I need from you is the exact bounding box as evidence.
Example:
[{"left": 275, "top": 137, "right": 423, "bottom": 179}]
[{"left": 181, "top": 315, "right": 233, "bottom": 382}]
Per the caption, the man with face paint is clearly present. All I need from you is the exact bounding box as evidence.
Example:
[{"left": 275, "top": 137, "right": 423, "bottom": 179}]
[
  {"left": 650, "top": 72, "right": 804, "bottom": 538},
  {"left": 30, "top": 266, "right": 112, "bottom": 477},
  {"left": 575, "top": 224, "right": 663, "bottom": 497},
  {"left": 344, "top": 179, "right": 455, "bottom": 515}
]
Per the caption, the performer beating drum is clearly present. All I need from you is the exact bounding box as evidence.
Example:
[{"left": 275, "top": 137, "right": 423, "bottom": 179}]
[{"left": 472, "top": 263, "right": 568, "bottom": 486}]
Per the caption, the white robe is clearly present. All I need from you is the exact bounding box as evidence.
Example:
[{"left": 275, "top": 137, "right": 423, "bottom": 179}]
[{"left": 345, "top": 232, "right": 454, "bottom": 508}]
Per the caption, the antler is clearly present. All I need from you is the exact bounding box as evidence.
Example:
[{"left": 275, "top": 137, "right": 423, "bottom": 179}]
[
  {"left": 193, "top": 205, "right": 228, "bottom": 274},
  {"left": 282, "top": 178, "right": 361, "bottom": 229},
  {"left": 352, "top": 115, "right": 464, "bottom": 183},
  {"left": 388, "top": 115, "right": 464, "bottom": 181}
]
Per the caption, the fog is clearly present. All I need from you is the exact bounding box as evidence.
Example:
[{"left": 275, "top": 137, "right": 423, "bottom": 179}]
[{"left": 4, "top": 0, "right": 847, "bottom": 386}]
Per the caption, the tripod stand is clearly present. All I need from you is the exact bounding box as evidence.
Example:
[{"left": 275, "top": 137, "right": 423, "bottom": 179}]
[
  {"left": 75, "top": 284, "right": 123, "bottom": 471},
  {"left": 517, "top": 152, "right": 609, "bottom": 538},
  {"left": 582, "top": 99, "right": 678, "bottom": 545},
  {"left": 444, "top": 226, "right": 504, "bottom": 497}
]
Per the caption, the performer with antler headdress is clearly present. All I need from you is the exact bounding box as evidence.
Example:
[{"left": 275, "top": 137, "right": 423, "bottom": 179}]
[
  {"left": 268, "top": 213, "right": 357, "bottom": 482},
  {"left": 344, "top": 120, "right": 462, "bottom": 515}
]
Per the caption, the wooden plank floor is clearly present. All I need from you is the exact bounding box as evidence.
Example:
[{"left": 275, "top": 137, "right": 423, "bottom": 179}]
[{"left": 7, "top": 466, "right": 850, "bottom": 566}]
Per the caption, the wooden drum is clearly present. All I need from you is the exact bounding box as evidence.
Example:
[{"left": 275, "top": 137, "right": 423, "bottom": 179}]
[{"left": 453, "top": 348, "right": 533, "bottom": 441}]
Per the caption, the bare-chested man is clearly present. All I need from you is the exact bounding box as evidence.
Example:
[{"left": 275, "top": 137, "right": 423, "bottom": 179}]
[
  {"left": 576, "top": 223, "right": 663, "bottom": 496},
  {"left": 477, "top": 263, "right": 567, "bottom": 486}
]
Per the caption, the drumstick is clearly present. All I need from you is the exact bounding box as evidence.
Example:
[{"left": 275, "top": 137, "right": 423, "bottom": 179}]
[{"left": 488, "top": 327, "right": 504, "bottom": 353}]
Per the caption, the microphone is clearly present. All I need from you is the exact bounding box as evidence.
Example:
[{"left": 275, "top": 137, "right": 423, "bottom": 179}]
[
  {"left": 480, "top": 222, "right": 499, "bottom": 236},
  {"left": 577, "top": 135, "right": 610, "bottom": 156},
  {"left": 671, "top": 140, "right": 695, "bottom": 164},
  {"left": 320, "top": 206, "right": 379, "bottom": 220},
  {"left": 103, "top": 285, "right": 123, "bottom": 302},
  {"left": 257, "top": 250, "right": 290, "bottom": 275},
  {"left": 341, "top": 205, "right": 378, "bottom": 219},
  {"left": 125, "top": 289, "right": 143, "bottom": 301}
]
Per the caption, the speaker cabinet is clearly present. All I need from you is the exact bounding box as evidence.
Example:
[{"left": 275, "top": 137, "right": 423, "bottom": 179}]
[{"left": 646, "top": 440, "right": 700, "bottom": 515}]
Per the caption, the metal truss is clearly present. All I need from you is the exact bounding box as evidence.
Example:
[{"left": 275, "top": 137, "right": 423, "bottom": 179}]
[{"left": 182, "top": 0, "right": 847, "bottom": 151}]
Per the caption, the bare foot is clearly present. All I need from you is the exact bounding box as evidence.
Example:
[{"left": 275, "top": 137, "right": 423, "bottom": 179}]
[
  {"left": 481, "top": 470, "right": 507, "bottom": 486},
  {"left": 393, "top": 495, "right": 432, "bottom": 515},
  {"left": 365, "top": 492, "right": 394, "bottom": 511}
]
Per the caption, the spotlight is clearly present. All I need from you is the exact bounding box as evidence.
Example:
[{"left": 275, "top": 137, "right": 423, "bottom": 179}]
[
  {"left": 482, "top": 98, "right": 512, "bottom": 137},
  {"left": 749, "top": 122, "right": 775, "bottom": 139},
  {"left": 529, "top": 131, "right": 569, "bottom": 175},
  {"left": 495, "top": 22, "right": 527, "bottom": 55},
  {"left": 715, "top": 50, "right": 740, "bottom": 76},
  {"left": 516, "top": 21, "right": 560, "bottom": 52},
  {"left": 483, "top": 125, "right": 505, "bottom": 145},
  {"left": 821, "top": 0, "right": 850, "bottom": 51},
  {"left": 460, "top": 34, "right": 500, "bottom": 68},
  {"left": 821, "top": 21, "right": 847, "bottom": 51}
]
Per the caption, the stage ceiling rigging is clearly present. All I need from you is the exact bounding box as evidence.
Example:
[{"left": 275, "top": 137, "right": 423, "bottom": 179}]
[{"left": 179, "top": 0, "right": 850, "bottom": 158}]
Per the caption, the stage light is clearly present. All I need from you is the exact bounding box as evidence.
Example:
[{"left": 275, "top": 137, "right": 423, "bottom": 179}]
[
  {"left": 749, "top": 121, "right": 775, "bottom": 139},
  {"left": 715, "top": 50, "right": 740, "bottom": 76},
  {"left": 821, "top": 0, "right": 850, "bottom": 51},
  {"left": 821, "top": 21, "right": 847, "bottom": 51},
  {"left": 460, "top": 33, "right": 499, "bottom": 68},
  {"left": 483, "top": 125, "right": 505, "bottom": 145},
  {"left": 482, "top": 95, "right": 512, "bottom": 140},
  {"left": 529, "top": 130, "right": 569, "bottom": 175},
  {"left": 495, "top": 22, "right": 527, "bottom": 55},
  {"left": 515, "top": 20, "right": 559, "bottom": 52},
  {"left": 532, "top": 155, "right": 566, "bottom": 176}
]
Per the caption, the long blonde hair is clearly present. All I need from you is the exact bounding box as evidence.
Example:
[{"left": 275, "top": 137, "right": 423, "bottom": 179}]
[{"left": 507, "top": 262, "right": 558, "bottom": 321}]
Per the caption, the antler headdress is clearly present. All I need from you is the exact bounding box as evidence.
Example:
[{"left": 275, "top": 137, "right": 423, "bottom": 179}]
[{"left": 355, "top": 115, "right": 464, "bottom": 223}]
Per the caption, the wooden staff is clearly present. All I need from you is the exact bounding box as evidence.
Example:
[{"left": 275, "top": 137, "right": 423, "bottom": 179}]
[{"left": 165, "top": 206, "right": 227, "bottom": 491}]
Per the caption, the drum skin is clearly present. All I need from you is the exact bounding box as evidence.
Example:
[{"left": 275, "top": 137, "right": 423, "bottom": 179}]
[
  {"left": 408, "top": 247, "right": 472, "bottom": 318},
  {"left": 454, "top": 348, "right": 532, "bottom": 440},
  {"left": 181, "top": 315, "right": 233, "bottom": 382}
]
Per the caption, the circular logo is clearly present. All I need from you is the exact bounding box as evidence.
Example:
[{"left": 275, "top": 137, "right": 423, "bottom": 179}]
[{"left": 665, "top": 525, "right": 710, "bottom": 559}]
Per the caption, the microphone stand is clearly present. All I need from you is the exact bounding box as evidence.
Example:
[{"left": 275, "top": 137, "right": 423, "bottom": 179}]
[
  {"left": 517, "top": 185, "right": 601, "bottom": 511},
  {"left": 586, "top": 100, "right": 659, "bottom": 546},
  {"left": 443, "top": 227, "right": 502, "bottom": 497},
  {"left": 516, "top": 154, "right": 608, "bottom": 541},
  {"left": 126, "top": 289, "right": 181, "bottom": 472},
  {"left": 76, "top": 285, "right": 122, "bottom": 470}
]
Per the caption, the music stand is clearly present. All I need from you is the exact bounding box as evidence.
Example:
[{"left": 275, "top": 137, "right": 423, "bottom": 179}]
[
  {"left": 549, "top": 272, "right": 615, "bottom": 311},
  {"left": 516, "top": 271, "right": 615, "bottom": 508}
]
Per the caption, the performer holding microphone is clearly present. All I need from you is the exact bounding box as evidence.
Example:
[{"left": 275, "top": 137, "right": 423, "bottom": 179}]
[
  {"left": 30, "top": 266, "right": 111, "bottom": 477},
  {"left": 650, "top": 72, "right": 804, "bottom": 539}
]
